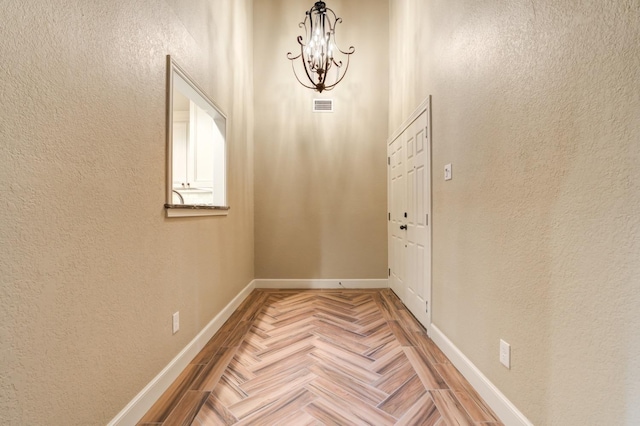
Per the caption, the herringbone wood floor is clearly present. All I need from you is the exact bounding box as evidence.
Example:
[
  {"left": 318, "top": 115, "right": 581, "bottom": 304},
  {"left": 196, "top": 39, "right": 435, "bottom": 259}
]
[{"left": 138, "top": 289, "right": 502, "bottom": 425}]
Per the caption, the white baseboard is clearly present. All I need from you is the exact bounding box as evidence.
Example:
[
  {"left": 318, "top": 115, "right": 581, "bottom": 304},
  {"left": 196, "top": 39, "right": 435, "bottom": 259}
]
[
  {"left": 254, "top": 278, "right": 389, "bottom": 289},
  {"left": 108, "top": 280, "right": 256, "bottom": 426},
  {"left": 429, "top": 325, "right": 533, "bottom": 426}
]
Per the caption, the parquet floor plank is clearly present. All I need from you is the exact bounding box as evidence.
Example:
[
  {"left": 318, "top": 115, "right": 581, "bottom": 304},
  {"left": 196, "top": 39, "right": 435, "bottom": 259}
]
[
  {"left": 304, "top": 400, "right": 356, "bottom": 425},
  {"left": 191, "top": 394, "right": 238, "bottom": 425},
  {"left": 313, "top": 317, "right": 367, "bottom": 342},
  {"left": 313, "top": 328, "right": 371, "bottom": 354},
  {"left": 307, "top": 377, "right": 397, "bottom": 426},
  {"left": 309, "top": 362, "right": 388, "bottom": 406},
  {"left": 403, "top": 347, "right": 448, "bottom": 390},
  {"left": 209, "top": 374, "right": 247, "bottom": 407},
  {"left": 222, "top": 321, "right": 253, "bottom": 349},
  {"left": 395, "top": 393, "right": 442, "bottom": 426},
  {"left": 249, "top": 341, "right": 315, "bottom": 376},
  {"left": 435, "top": 363, "right": 500, "bottom": 423},
  {"left": 137, "top": 364, "right": 204, "bottom": 424},
  {"left": 275, "top": 409, "right": 321, "bottom": 426},
  {"left": 430, "top": 389, "right": 476, "bottom": 426},
  {"left": 190, "top": 331, "right": 231, "bottom": 366},
  {"left": 371, "top": 344, "right": 405, "bottom": 372},
  {"left": 224, "top": 347, "right": 258, "bottom": 382},
  {"left": 373, "top": 354, "right": 418, "bottom": 395},
  {"left": 240, "top": 364, "right": 310, "bottom": 394},
  {"left": 254, "top": 330, "right": 316, "bottom": 359},
  {"left": 190, "top": 347, "right": 238, "bottom": 392},
  {"left": 372, "top": 291, "right": 397, "bottom": 321},
  {"left": 455, "top": 390, "right": 501, "bottom": 423},
  {"left": 233, "top": 387, "right": 316, "bottom": 426},
  {"left": 241, "top": 366, "right": 316, "bottom": 404},
  {"left": 388, "top": 320, "right": 418, "bottom": 347},
  {"left": 239, "top": 292, "right": 270, "bottom": 323},
  {"left": 365, "top": 331, "right": 402, "bottom": 360},
  {"left": 138, "top": 289, "right": 503, "bottom": 425},
  {"left": 414, "top": 330, "right": 451, "bottom": 365},
  {"left": 256, "top": 316, "right": 316, "bottom": 339},
  {"left": 161, "top": 390, "right": 208, "bottom": 426},
  {"left": 377, "top": 374, "right": 427, "bottom": 417},
  {"left": 309, "top": 347, "right": 381, "bottom": 384}
]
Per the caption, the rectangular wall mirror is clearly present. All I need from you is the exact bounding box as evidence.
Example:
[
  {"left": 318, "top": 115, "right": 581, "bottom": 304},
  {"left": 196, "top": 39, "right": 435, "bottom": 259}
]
[{"left": 164, "top": 55, "right": 229, "bottom": 217}]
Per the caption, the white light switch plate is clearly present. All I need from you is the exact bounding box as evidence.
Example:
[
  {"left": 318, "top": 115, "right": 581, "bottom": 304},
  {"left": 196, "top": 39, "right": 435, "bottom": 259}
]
[
  {"left": 444, "top": 163, "right": 452, "bottom": 181},
  {"left": 172, "top": 312, "right": 180, "bottom": 334},
  {"left": 500, "top": 339, "right": 511, "bottom": 369}
]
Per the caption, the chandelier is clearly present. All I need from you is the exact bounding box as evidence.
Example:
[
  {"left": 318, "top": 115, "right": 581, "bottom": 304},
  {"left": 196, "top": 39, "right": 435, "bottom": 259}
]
[{"left": 287, "top": 1, "right": 355, "bottom": 93}]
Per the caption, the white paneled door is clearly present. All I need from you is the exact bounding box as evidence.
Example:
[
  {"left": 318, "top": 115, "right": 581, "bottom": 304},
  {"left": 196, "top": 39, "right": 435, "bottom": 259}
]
[
  {"left": 388, "top": 99, "right": 431, "bottom": 330},
  {"left": 388, "top": 135, "right": 406, "bottom": 300}
]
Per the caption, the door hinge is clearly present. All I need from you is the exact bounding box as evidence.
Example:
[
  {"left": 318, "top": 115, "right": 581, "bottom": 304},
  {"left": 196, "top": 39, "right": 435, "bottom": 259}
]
[
  {"left": 387, "top": 157, "right": 390, "bottom": 165},
  {"left": 388, "top": 212, "right": 391, "bottom": 221},
  {"left": 426, "top": 214, "right": 429, "bottom": 225},
  {"left": 426, "top": 301, "right": 429, "bottom": 313},
  {"left": 388, "top": 268, "right": 391, "bottom": 277}
]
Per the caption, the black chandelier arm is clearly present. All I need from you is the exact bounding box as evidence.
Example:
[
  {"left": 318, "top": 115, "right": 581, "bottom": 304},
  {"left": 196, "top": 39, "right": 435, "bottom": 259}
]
[
  {"left": 329, "top": 44, "right": 354, "bottom": 69},
  {"left": 298, "top": 23, "right": 309, "bottom": 45},
  {"left": 291, "top": 42, "right": 321, "bottom": 90},
  {"left": 330, "top": 16, "right": 341, "bottom": 34},
  {"left": 286, "top": 51, "right": 302, "bottom": 61},
  {"left": 289, "top": 61, "right": 318, "bottom": 91},
  {"left": 328, "top": 46, "right": 354, "bottom": 71},
  {"left": 338, "top": 45, "right": 355, "bottom": 55},
  {"left": 322, "top": 54, "right": 352, "bottom": 91},
  {"left": 300, "top": 43, "right": 319, "bottom": 87},
  {"left": 326, "top": 8, "right": 340, "bottom": 26}
]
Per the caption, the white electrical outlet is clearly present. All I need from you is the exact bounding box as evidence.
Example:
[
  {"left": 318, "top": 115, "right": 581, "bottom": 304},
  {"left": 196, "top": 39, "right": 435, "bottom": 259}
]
[
  {"left": 500, "top": 339, "right": 511, "bottom": 369},
  {"left": 172, "top": 312, "right": 180, "bottom": 334},
  {"left": 444, "top": 163, "right": 452, "bottom": 181}
]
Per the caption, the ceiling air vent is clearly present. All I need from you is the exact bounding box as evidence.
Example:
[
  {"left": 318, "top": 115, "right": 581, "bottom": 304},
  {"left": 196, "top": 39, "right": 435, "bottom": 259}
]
[{"left": 313, "top": 99, "right": 334, "bottom": 113}]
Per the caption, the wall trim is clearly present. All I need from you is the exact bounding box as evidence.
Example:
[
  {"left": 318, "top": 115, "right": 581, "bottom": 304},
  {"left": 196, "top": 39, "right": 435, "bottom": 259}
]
[
  {"left": 107, "top": 280, "right": 256, "bottom": 426},
  {"left": 429, "top": 325, "right": 533, "bottom": 426},
  {"left": 387, "top": 96, "right": 431, "bottom": 145},
  {"left": 254, "top": 278, "right": 389, "bottom": 289}
]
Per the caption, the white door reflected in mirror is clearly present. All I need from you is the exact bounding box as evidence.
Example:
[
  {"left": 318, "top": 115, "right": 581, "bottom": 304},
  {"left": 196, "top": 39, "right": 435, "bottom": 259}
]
[{"left": 165, "top": 56, "right": 228, "bottom": 217}]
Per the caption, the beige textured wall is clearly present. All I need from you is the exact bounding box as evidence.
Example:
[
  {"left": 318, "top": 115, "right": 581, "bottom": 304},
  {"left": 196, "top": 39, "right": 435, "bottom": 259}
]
[
  {"left": 0, "top": 1, "right": 253, "bottom": 424},
  {"left": 390, "top": 0, "right": 640, "bottom": 424},
  {"left": 253, "top": 0, "right": 389, "bottom": 279}
]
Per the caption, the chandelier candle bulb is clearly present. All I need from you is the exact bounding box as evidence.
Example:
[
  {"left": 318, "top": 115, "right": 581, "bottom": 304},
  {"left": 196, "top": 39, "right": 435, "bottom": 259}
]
[{"left": 287, "top": 1, "right": 355, "bottom": 93}]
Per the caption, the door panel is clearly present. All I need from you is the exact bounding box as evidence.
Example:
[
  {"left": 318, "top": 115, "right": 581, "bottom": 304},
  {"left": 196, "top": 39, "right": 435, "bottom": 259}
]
[
  {"left": 405, "top": 112, "right": 430, "bottom": 326},
  {"left": 388, "top": 137, "right": 405, "bottom": 299}
]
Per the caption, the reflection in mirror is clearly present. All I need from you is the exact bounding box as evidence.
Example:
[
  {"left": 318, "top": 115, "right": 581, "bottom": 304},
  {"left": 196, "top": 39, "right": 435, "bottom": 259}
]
[{"left": 165, "top": 56, "right": 228, "bottom": 217}]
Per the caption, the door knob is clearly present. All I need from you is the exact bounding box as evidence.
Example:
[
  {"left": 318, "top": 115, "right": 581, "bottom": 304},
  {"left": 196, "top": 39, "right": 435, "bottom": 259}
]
[{"left": 400, "top": 225, "right": 407, "bottom": 230}]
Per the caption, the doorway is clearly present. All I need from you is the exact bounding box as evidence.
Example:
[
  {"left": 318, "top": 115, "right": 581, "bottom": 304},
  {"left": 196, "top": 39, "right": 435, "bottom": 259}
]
[{"left": 388, "top": 97, "right": 432, "bottom": 331}]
